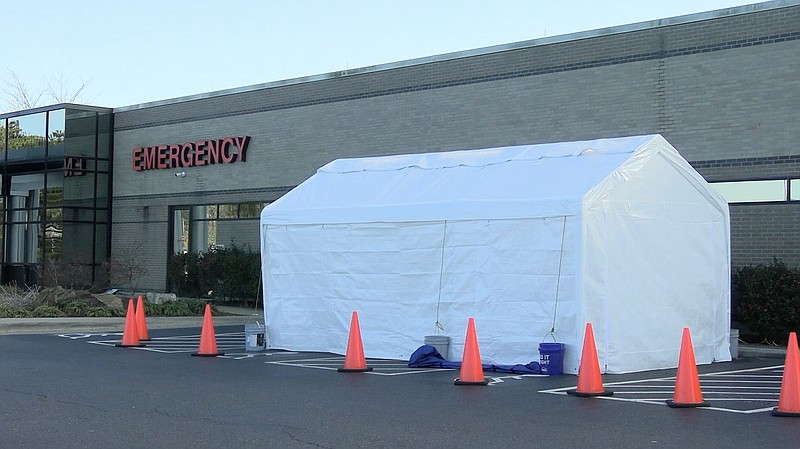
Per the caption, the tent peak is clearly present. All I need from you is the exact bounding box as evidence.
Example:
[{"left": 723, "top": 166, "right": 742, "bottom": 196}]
[{"left": 320, "top": 134, "right": 661, "bottom": 174}]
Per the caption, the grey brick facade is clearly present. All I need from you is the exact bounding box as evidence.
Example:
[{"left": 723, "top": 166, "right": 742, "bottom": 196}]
[{"left": 112, "top": 1, "right": 800, "bottom": 291}]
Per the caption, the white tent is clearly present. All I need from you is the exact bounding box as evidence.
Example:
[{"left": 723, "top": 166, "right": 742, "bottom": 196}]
[{"left": 260, "top": 134, "right": 731, "bottom": 374}]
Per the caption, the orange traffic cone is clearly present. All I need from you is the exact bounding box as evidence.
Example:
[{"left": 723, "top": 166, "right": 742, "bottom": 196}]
[
  {"left": 567, "top": 323, "right": 612, "bottom": 397},
  {"left": 772, "top": 332, "right": 800, "bottom": 417},
  {"left": 667, "top": 327, "right": 709, "bottom": 408},
  {"left": 338, "top": 311, "right": 372, "bottom": 372},
  {"left": 191, "top": 304, "right": 224, "bottom": 357},
  {"left": 115, "top": 299, "right": 145, "bottom": 348},
  {"left": 135, "top": 295, "right": 151, "bottom": 341},
  {"left": 454, "top": 317, "right": 488, "bottom": 385}
]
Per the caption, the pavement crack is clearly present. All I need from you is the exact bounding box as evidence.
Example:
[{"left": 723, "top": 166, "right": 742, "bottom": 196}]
[
  {"left": 2, "top": 388, "right": 106, "bottom": 412},
  {"left": 280, "top": 428, "right": 334, "bottom": 448},
  {"left": 2, "top": 387, "right": 48, "bottom": 400}
]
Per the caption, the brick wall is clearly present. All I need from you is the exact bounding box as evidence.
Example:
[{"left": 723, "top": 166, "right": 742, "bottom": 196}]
[{"left": 112, "top": 3, "right": 800, "bottom": 290}]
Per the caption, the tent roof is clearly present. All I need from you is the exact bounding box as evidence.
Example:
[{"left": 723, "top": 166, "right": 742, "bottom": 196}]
[{"left": 261, "top": 134, "right": 682, "bottom": 224}]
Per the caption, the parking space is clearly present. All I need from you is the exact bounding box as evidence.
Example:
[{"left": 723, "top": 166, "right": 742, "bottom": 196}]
[
  {"left": 265, "top": 356, "right": 454, "bottom": 375},
  {"left": 55, "top": 329, "right": 453, "bottom": 375},
  {"left": 540, "top": 365, "right": 783, "bottom": 414},
  {"left": 54, "top": 329, "right": 786, "bottom": 413},
  {"left": 7, "top": 329, "right": 799, "bottom": 449}
]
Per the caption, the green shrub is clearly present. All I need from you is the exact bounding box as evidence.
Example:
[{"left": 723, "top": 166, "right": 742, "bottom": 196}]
[
  {"left": 62, "top": 300, "right": 89, "bottom": 317},
  {"left": 86, "top": 307, "right": 114, "bottom": 317},
  {"left": 0, "top": 304, "right": 24, "bottom": 318},
  {"left": 144, "top": 299, "right": 214, "bottom": 317},
  {"left": 168, "top": 244, "right": 260, "bottom": 305},
  {"left": 31, "top": 305, "right": 66, "bottom": 317},
  {"left": 12, "top": 309, "right": 32, "bottom": 318},
  {"left": 732, "top": 258, "right": 800, "bottom": 344}
]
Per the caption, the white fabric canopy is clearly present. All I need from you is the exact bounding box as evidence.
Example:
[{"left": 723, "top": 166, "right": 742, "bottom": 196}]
[{"left": 260, "top": 134, "right": 731, "bottom": 373}]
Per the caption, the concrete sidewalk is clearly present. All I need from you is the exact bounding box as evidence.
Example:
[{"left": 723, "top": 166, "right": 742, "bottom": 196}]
[{"left": 0, "top": 306, "right": 262, "bottom": 335}]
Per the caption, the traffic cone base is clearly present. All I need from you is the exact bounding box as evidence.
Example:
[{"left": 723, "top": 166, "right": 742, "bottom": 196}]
[
  {"left": 338, "top": 366, "right": 373, "bottom": 372},
  {"left": 454, "top": 317, "right": 487, "bottom": 386},
  {"left": 771, "top": 332, "right": 800, "bottom": 417},
  {"left": 116, "top": 299, "right": 145, "bottom": 348},
  {"left": 667, "top": 327, "right": 707, "bottom": 408},
  {"left": 192, "top": 304, "right": 222, "bottom": 357},
  {"left": 568, "top": 323, "right": 610, "bottom": 397},
  {"left": 115, "top": 342, "right": 146, "bottom": 348},
  {"left": 454, "top": 378, "right": 489, "bottom": 386},
  {"left": 566, "top": 389, "right": 613, "bottom": 397},
  {"left": 192, "top": 351, "right": 225, "bottom": 357},
  {"left": 772, "top": 408, "right": 800, "bottom": 417},
  {"left": 667, "top": 399, "right": 709, "bottom": 408},
  {"left": 339, "top": 311, "right": 371, "bottom": 373}
]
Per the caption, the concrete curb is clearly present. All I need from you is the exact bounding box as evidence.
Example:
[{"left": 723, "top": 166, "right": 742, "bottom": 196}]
[
  {"left": 0, "top": 315, "right": 257, "bottom": 335},
  {"left": 738, "top": 343, "right": 788, "bottom": 360}
]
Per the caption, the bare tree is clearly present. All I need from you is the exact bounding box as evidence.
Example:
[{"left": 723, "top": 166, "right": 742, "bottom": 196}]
[
  {"left": 45, "top": 73, "right": 91, "bottom": 103},
  {"left": 2, "top": 68, "right": 93, "bottom": 112},
  {"left": 2, "top": 69, "right": 44, "bottom": 111}
]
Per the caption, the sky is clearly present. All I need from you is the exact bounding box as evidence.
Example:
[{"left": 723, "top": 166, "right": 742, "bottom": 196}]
[{"left": 2, "top": 0, "right": 762, "bottom": 111}]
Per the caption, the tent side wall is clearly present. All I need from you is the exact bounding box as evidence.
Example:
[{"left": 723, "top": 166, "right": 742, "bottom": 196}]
[
  {"left": 261, "top": 216, "right": 582, "bottom": 365},
  {"left": 582, "top": 141, "right": 731, "bottom": 374}
]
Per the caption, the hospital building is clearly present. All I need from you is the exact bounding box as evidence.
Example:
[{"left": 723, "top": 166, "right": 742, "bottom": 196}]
[{"left": 0, "top": 0, "right": 797, "bottom": 291}]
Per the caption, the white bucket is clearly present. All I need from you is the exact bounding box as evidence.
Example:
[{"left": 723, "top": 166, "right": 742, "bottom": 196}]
[
  {"left": 730, "top": 329, "right": 739, "bottom": 359},
  {"left": 424, "top": 335, "right": 451, "bottom": 360}
]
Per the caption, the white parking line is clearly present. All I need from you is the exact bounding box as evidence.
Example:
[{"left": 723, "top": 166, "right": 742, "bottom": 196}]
[
  {"left": 539, "top": 365, "right": 785, "bottom": 414},
  {"left": 84, "top": 332, "right": 247, "bottom": 354},
  {"left": 266, "top": 357, "right": 453, "bottom": 376}
]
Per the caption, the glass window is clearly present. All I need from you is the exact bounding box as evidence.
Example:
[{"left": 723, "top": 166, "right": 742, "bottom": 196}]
[
  {"left": 791, "top": 180, "right": 800, "bottom": 201},
  {"left": 96, "top": 111, "right": 112, "bottom": 160},
  {"left": 42, "top": 186, "right": 64, "bottom": 208},
  {"left": 1, "top": 118, "right": 6, "bottom": 152},
  {"left": 219, "top": 204, "right": 238, "bottom": 219},
  {"left": 711, "top": 180, "right": 787, "bottom": 203},
  {"left": 44, "top": 222, "right": 63, "bottom": 261},
  {"left": 60, "top": 222, "right": 94, "bottom": 264},
  {"left": 239, "top": 202, "right": 265, "bottom": 218},
  {"left": 94, "top": 224, "right": 108, "bottom": 262},
  {"left": 45, "top": 207, "right": 63, "bottom": 221},
  {"left": 63, "top": 208, "right": 95, "bottom": 223},
  {"left": 48, "top": 109, "right": 66, "bottom": 149},
  {"left": 172, "top": 208, "right": 190, "bottom": 254},
  {"left": 7, "top": 113, "right": 47, "bottom": 165}
]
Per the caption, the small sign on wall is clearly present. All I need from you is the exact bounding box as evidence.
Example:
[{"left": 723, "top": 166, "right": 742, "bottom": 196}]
[{"left": 64, "top": 156, "right": 87, "bottom": 177}]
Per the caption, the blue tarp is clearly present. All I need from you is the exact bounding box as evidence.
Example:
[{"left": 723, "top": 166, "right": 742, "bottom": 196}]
[{"left": 407, "top": 345, "right": 541, "bottom": 374}]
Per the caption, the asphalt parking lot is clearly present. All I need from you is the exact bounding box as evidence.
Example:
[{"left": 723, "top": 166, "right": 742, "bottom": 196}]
[{"left": 2, "top": 326, "right": 800, "bottom": 449}]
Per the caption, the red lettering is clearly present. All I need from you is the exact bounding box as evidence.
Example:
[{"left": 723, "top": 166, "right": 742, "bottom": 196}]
[
  {"left": 180, "top": 143, "right": 194, "bottom": 167},
  {"left": 168, "top": 144, "right": 181, "bottom": 168},
  {"left": 234, "top": 136, "right": 250, "bottom": 162},
  {"left": 207, "top": 139, "right": 220, "bottom": 164},
  {"left": 132, "top": 135, "right": 251, "bottom": 172},
  {"left": 157, "top": 145, "right": 169, "bottom": 169},
  {"left": 194, "top": 140, "right": 206, "bottom": 166},
  {"left": 220, "top": 137, "right": 236, "bottom": 163},
  {"left": 132, "top": 147, "right": 144, "bottom": 171},
  {"left": 144, "top": 146, "right": 157, "bottom": 170}
]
